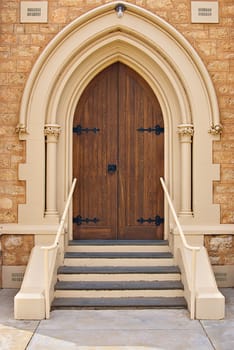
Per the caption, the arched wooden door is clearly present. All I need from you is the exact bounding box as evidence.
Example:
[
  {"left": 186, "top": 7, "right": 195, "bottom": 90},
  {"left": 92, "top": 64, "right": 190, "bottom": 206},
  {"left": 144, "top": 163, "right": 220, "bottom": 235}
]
[{"left": 73, "top": 63, "right": 164, "bottom": 240}]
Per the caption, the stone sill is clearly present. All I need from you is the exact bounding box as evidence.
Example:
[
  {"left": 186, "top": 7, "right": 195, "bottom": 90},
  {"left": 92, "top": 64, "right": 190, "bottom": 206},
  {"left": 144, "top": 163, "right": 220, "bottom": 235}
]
[
  {"left": 0, "top": 224, "right": 59, "bottom": 235},
  {"left": 173, "top": 224, "right": 234, "bottom": 236}
]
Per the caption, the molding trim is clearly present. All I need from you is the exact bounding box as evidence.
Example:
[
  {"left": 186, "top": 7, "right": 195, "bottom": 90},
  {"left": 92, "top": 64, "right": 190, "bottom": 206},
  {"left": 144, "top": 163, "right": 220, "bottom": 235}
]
[{"left": 44, "top": 124, "right": 61, "bottom": 142}]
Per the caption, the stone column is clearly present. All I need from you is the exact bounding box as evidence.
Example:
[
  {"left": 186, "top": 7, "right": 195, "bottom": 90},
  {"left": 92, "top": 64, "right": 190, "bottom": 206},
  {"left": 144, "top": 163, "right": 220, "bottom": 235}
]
[
  {"left": 44, "top": 124, "right": 61, "bottom": 219},
  {"left": 178, "top": 124, "right": 194, "bottom": 216}
]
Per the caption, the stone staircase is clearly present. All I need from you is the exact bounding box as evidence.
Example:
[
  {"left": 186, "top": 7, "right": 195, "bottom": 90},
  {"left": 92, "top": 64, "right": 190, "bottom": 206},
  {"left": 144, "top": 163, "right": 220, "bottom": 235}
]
[{"left": 52, "top": 240, "right": 186, "bottom": 309}]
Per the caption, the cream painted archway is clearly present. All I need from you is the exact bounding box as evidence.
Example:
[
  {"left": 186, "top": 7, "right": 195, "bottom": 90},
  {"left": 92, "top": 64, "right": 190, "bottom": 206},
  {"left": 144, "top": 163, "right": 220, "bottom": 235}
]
[{"left": 17, "top": 2, "right": 222, "bottom": 238}]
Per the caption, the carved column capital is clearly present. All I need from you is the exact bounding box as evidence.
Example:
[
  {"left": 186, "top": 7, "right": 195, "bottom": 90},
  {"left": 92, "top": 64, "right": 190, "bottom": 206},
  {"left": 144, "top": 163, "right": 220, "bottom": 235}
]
[
  {"left": 177, "top": 124, "right": 194, "bottom": 138},
  {"left": 16, "top": 123, "right": 28, "bottom": 135},
  {"left": 44, "top": 124, "right": 61, "bottom": 142},
  {"left": 209, "top": 124, "right": 223, "bottom": 135}
]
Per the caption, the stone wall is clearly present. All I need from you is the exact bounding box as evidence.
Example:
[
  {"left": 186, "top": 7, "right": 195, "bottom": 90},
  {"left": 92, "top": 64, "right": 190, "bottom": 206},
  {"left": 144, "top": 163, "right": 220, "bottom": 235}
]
[
  {"left": 0, "top": 0, "right": 233, "bottom": 279},
  {"left": 0, "top": 234, "right": 34, "bottom": 287},
  {"left": 1, "top": 234, "right": 34, "bottom": 265},
  {"left": 205, "top": 235, "right": 234, "bottom": 287},
  {"left": 205, "top": 235, "right": 234, "bottom": 265}
]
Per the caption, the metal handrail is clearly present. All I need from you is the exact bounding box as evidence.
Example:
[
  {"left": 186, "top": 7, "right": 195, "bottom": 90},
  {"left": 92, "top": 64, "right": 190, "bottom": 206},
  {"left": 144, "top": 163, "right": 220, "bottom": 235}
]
[
  {"left": 41, "top": 178, "right": 77, "bottom": 318},
  {"left": 160, "top": 177, "right": 200, "bottom": 319}
]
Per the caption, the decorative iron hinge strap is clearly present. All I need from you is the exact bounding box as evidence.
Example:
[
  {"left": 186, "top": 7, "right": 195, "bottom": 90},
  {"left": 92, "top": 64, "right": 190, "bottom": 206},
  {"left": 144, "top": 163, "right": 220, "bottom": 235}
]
[
  {"left": 73, "top": 124, "right": 100, "bottom": 135},
  {"left": 137, "top": 125, "right": 164, "bottom": 135},
  {"left": 73, "top": 215, "right": 100, "bottom": 225},
  {"left": 137, "top": 215, "right": 164, "bottom": 226}
]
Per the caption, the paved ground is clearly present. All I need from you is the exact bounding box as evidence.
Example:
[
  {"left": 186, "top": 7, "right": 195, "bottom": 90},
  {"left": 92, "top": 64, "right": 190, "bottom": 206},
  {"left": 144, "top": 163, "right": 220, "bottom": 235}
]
[{"left": 0, "top": 288, "right": 234, "bottom": 350}]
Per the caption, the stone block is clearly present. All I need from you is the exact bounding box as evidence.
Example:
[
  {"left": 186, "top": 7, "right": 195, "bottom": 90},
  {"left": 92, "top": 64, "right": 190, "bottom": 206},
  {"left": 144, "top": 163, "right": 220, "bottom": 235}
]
[
  {"left": 24, "top": 24, "right": 40, "bottom": 33},
  {"left": 0, "top": 169, "right": 17, "bottom": 181},
  {"left": 14, "top": 24, "right": 25, "bottom": 34},
  {"left": 0, "top": 72, "right": 8, "bottom": 84},
  {"left": 205, "top": 235, "right": 234, "bottom": 265},
  {"left": 18, "top": 34, "right": 31, "bottom": 45},
  {"left": 221, "top": 110, "right": 234, "bottom": 120},
  {"left": 8, "top": 72, "right": 27, "bottom": 84},
  {"left": 209, "top": 27, "right": 230, "bottom": 39},
  {"left": 0, "top": 9, "right": 17, "bottom": 23},
  {"left": 214, "top": 192, "right": 233, "bottom": 205},
  {"left": 0, "top": 87, "right": 23, "bottom": 104},
  {"left": 219, "top": 96, "right": 234, "bottom": 109},
  {"left": 214, "top": 152, "right": 234, "bottom": 164},
  {"left": 220, "top": 165, "right": 234, "bottom": 182},
  {"left": 1, "top": 234, "right": 34, "bottom": 266},
  {"left": 11, "top": 45, "right": 41, "bottom": 58},
  {"left": 221, "top": 205, "right": 234, "bottom": 224},
  {"left": 0, "top": 33, "right": 17, "bottom": 45},
  {"left": 0, "top": 59, "right": 16, "bottom": 73},
  {"left": 147, "top": 0, "right": 173, "bottom": 9},
  {"left": 17, "top": 59, "right": 33, "bottom": 72},
  {"left": 0, "top": 24, "right": 14, "bottom": 33},
  {"left": 0, "top": 114, "right": 18, "bottom": 125},
  {"left": 0, "top": 198, "right": 13, "bottom": 209},
  {"left": 50, "top": 7, "right": 69, "bottom": 23},
  {"left": 207, "top": 60, "right": 229, "bottom": 72},
  {"left": 0, "top": 210, "right": 17, "bottom": 223},
  {"left": 0, "top": 155, "right": 10, "bottom": 168},
  {"left": 214, "top": 184, "right": 234, "bottom": 194},
  {"left": 58, "top": 0, "right": 84, "bottom": 6},
  {"left": 196, "top": 40, "right": 217, "bottom": 57},
  {"left": 217, "top": 83, "right": 232, "bottom": 95},
  {"left": 222, "top": 4, "right": 234, "bottom": 17},
  {"left": 39, "top": 24, "right": 60, "bottom": 33},
  {"left": 0, "top": 126, "right": 16, "bottom": 136}
]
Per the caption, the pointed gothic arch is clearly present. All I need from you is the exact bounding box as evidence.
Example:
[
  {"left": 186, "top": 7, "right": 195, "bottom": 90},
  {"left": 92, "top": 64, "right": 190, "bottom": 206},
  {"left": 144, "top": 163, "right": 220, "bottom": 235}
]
[{"left": 17, "top": 1, "right": 221, "bottom": 237}]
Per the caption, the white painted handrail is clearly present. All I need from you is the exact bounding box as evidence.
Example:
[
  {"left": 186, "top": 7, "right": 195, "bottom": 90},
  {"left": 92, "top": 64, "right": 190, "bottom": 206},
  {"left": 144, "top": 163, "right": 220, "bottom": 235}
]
[
  {"left": 41, "top": 178, "right": 77, "bottom": 318},
  {"left": 160, "top": 177, "right": 200, "bottom": 319}
]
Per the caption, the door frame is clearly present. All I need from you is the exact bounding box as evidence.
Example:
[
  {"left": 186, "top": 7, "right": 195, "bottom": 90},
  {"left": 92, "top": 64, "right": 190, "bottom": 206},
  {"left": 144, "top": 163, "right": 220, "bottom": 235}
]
[
  {"left": 73, "top": 62, "right": 165, "bottom": 240},
  {"left": 16, "top": 1, "right": 222, "bottom": 241}
]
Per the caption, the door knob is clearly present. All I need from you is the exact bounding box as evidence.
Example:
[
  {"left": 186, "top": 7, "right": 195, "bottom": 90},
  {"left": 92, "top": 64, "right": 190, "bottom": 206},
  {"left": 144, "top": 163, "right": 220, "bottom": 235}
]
[{"left": 108, "top": 164, "right": 117, "bottom": 173}]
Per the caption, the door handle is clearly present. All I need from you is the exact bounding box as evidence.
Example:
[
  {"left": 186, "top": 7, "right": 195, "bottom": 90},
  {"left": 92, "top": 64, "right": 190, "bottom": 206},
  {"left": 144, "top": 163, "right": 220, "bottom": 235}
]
[{"left": 108, "top": 164, "right": 117, "bottom": 173}]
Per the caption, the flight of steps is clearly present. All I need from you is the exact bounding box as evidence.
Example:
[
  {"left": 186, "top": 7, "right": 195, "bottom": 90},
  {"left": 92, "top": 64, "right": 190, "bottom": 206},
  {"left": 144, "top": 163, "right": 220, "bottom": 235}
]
[{"left": 52, "top": 240, "right": 187, "bottom": 309}]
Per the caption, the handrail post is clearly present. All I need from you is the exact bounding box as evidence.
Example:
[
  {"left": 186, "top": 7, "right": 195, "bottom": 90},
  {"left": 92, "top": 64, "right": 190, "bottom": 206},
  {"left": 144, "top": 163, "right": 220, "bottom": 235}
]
[
  {"left": 41, "top": 178, "right": 77, "bottom": 319},
  {"left": 160, "top": 177, "right": 200, "bottom": 320}
]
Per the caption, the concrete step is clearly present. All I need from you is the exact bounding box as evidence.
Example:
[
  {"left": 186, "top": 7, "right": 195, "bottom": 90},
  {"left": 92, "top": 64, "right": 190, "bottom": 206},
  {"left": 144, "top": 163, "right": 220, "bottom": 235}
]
[
  {"left": 54, "top": 280, "right": 184, "bottom": 298},
  {"left": 52, "top": 240, "right": 186, "bottom": 310},
  {"left": 67, "top": 240, "right": 170, "bottom": 253},
  {"left": 64, "top": 251, "right": 174, "bottom": 267},
  {"left": 52, "top": 296, "right": 187, "bottom": 309},
  {"left": 57, "top": 265, "right": 181, "bottom": 281}
]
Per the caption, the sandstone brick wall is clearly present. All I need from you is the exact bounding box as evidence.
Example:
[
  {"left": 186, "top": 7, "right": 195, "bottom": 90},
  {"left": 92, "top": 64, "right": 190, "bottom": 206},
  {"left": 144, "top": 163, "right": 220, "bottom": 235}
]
[
  {"left": 0, "top": 234, "right": 34, "bottom": 287},
  {"left": 0, "top": 1, "right": 233, "bottom": 281},
  {"left": 1, "top": 234, "right": 34, "bottom": 266},
  {"left": 205, "top": 235, "right": 234, "bottom": 265}
]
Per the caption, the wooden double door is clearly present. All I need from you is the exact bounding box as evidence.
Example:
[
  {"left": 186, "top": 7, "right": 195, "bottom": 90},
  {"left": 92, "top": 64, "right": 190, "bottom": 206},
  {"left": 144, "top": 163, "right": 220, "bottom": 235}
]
[{"left": 73, "top": 63, "right": 164, "bottom": 240}]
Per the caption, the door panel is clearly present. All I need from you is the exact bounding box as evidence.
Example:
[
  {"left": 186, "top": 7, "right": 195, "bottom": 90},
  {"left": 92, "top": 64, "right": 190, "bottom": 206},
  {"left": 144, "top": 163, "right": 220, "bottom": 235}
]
[
  {"left": 118, "top": 64, "right": 164, "bottom": 239},
  {"left": 73, "top": 65, "right": 118, "bottom": 239},
  {"left": 73, "top": 63, "right": 164, "bottom": 240}
]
